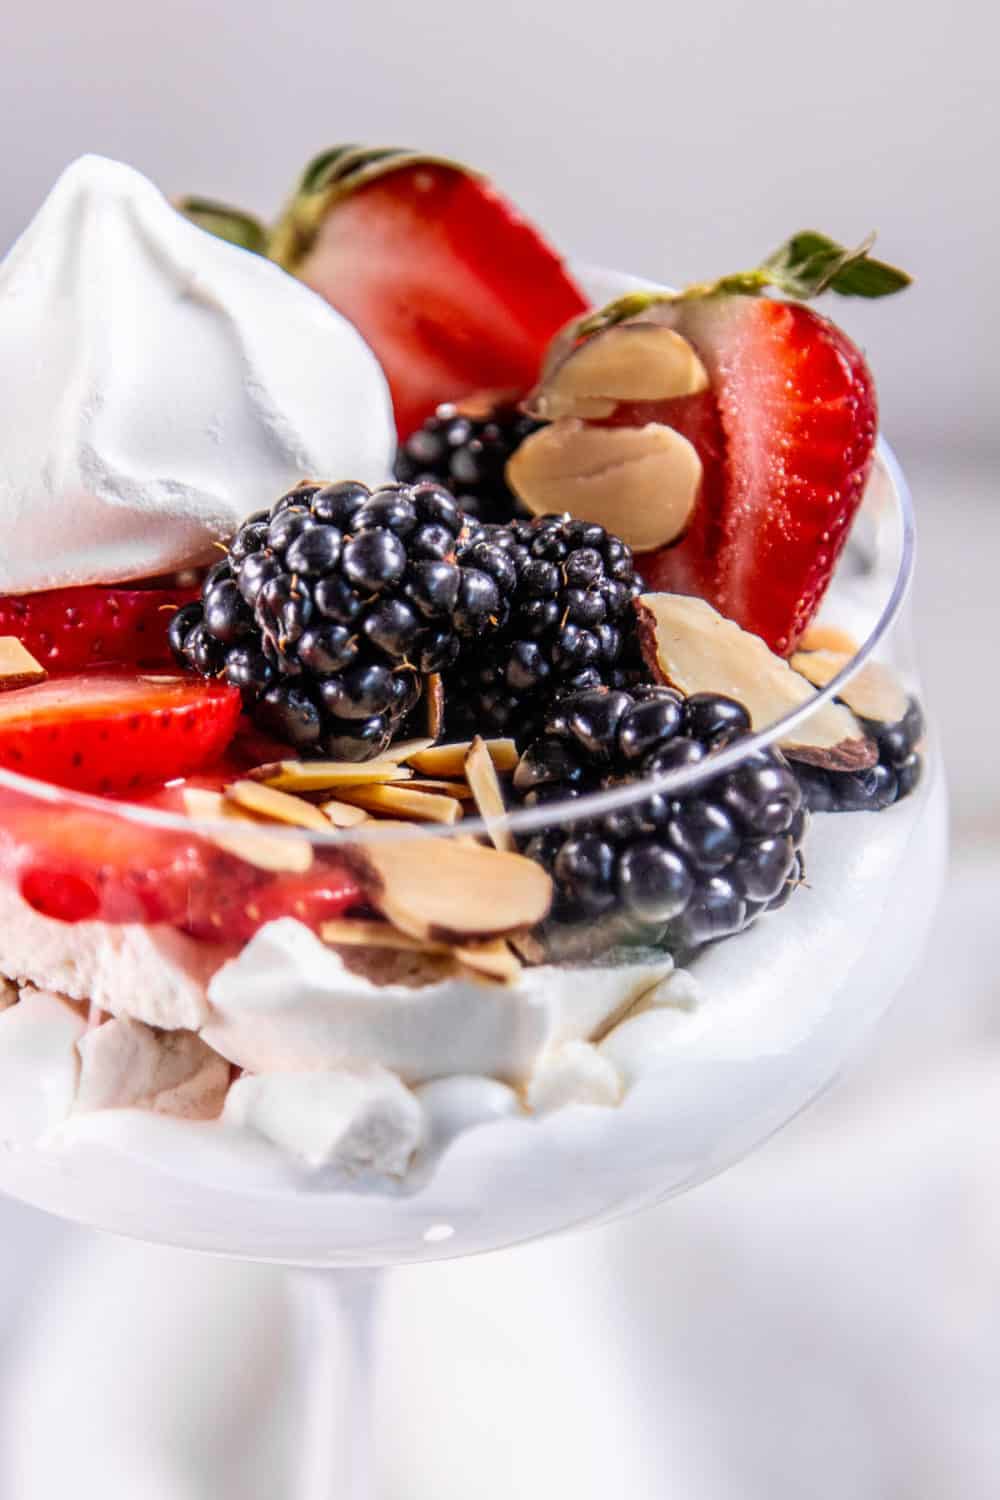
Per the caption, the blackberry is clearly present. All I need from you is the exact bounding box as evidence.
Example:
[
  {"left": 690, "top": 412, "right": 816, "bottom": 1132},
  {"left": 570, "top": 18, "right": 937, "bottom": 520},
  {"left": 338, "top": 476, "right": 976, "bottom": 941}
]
[
  {"left": 169, "top": 480, "right": 501, "bottom": 761},
  {"left": 394, "top": 401, "right": 539, "bottom": 525},
  {"left": 514, "top": 685, "right": 807, "bottom": 954},
  {"left": 443, "top": 515, "right": 644, "bottom": 744},
  {"left": 795, "top": 696, "right": 925, "bottom": 813}
]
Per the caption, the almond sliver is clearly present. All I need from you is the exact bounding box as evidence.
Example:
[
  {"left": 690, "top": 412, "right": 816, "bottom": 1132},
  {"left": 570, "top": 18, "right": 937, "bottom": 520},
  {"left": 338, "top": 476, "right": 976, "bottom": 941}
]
[
  {"left": 465, "top": 736, "right": 513, "bottom": 851},
  {"left": 319, "top": 919, "right": 450, "bottom": 954},
  {"left": 408, "top": 738, "right": 518, "bottom": 777},
  {"left": 226, "top": 780, "right": 332, "bottom": 832},
  {"left": 320, "top": 800, "right": 371, "bottom": 828},
  {"left": 333, "top": 784, "right": 463, "bottom": 824},
  {"left": 454, "top": 938, "right": 522, "bottom": 983},
  {"left": 246, "top": 759, "right": 413, "bottom": 792},
  {"left": 0, "top": 637, "right": 47, "bottom": 690},
  {"left": 182, "top": 788, "right": 314, "bottom": 874}
]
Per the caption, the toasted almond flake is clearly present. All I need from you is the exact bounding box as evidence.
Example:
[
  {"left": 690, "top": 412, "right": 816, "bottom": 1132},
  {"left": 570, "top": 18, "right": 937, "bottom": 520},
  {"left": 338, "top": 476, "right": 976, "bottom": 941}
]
[
  {"left": 798, "top": 623, "right": 860, "bottom": 655},
  {"left": 343, "top": 838, "right": 553, "bottom": 944},
  {"left": 532, "top": 323, "right": 710, "bottom": 421},
  {"left": 426, "top": 674, "right": 445, "bottom": 738},
  {"left": 0, "top": 637, "right": 47, "bottom": 690},
  {"left": 319, "top": 919, "right": 450, "bottom": 954},
  {"left": 506, "top": 420, "right": 702, "bottom": 551},
  {"left": 637, "top": 593, "right": 877, "bottom": 772},
  {"left": 182, "top": 788, "right": 314, "bottom": 874},
  {"left": 320, "top": 800, "right": 371, "bottom": 828},
  {"left": 226, "top": 780, "right": 333, "bottom": 832},
  {"left": 790, "top": 650, "right": 909, "bottom": 725},
  {"left": 510, "top": 931, "right": 547, "bottom": 965},
  {"left": 453, "top": 938, "right": 522, "bottom": 983},
  {"left": 403, "top": 778, "right": 475, "bottom": 799},
  {"left": 379, "top": 737, "right": 438, "bottom": 764},
  {"left": 465, "top": 736, "right": 513, "bottom": 851},
  {"left": 333, "top": 783, "right": 463, "bottom": 824},
  {"left": 408, "top": 738, "right": 519, "bottom": 777},
  {"left": 246, "top": 759, "right": 413, "bottom": 792}
]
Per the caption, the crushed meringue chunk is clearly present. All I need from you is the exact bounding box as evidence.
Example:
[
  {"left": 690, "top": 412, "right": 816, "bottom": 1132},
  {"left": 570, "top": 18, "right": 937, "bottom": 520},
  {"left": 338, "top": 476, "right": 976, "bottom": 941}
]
[
  {"left": 75, "top": 1017, "right": 230, "bottom": 1121},
  {"left": 0, "top": 990, "right": 87, "bottom": 1145},
  {"left": 527, "top": 1042, "right": 624, "bottom": 1114},
  {"left": 222, "top": 1064, "right": 422, "bottom": 1176}
]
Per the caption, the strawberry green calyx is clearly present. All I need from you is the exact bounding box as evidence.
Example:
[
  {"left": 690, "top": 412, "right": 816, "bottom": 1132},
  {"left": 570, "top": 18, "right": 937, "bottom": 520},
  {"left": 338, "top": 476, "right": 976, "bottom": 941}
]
[
  {"left": 267, "top": 144, "right": 480, "bottom": 271},
  {"left": 566, "top": 230, "right": 911, "bottom": 348},
  {"left": 175, "top": 197, "right": 268, "bottom": 255}
]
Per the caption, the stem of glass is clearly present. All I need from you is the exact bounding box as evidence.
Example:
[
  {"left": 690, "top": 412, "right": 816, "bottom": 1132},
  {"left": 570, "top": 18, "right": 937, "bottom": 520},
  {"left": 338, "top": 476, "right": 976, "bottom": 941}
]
[{"left": 297, "top": 1267, "right": 384, "bottom": 1500}]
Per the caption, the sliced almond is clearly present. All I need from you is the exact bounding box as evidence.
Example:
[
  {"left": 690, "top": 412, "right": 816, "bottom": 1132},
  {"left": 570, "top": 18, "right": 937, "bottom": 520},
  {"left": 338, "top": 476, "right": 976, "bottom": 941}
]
[
  {"left": 453, "top": 938, "right": 522, "bottom": 983},
  {"left": 408, "top": 738, "right": 518, "bottom": 777},
  {"left": 799, "top": 623, "right": 860, "bottom": 655},
  {"left": 465, "top": 735, "right": 513, "bottom": 852},
  {"left": 333, "top": 784, "right": 462, "bottom": 824},
  {"left": 532, "top": 323, "right": 709, "bottom": 421},
  {"left": 225, "top": 780, "right": 333, "bottom": 832},
  {"left": 637, "top": 593, "right": 876, "bottom": 771},
  {"left": 0, "top": 637, "right": 47, "bottom": 690},
  {"left": 344, "top": 838, "right": 553, "bottom": 944},
  {"left": 426, "top": 673, "right": 445, "bottom": 738},
  {"left": 319, "top": 919, "right": 450, "bottom": 954},
  {"left": 506, "top": 420, "right": 702, "bottom": 552},
  {"left": 320, "top": 800, "right": 371, "bottom": 828},
  {"left": 790, "top": 650, "right": 909, "bottom": 726},
  {"left": 379, "top": 737, "right": 437, "bottom": 765},
  {"left": 403, "top": 778, "right": 475, "bottom": 799},
  {"left": 247, "top": 759, "right": 412, "bottom": 792},
  {"left": 182, "top": 788, "right": 314, "bottom": 874}
]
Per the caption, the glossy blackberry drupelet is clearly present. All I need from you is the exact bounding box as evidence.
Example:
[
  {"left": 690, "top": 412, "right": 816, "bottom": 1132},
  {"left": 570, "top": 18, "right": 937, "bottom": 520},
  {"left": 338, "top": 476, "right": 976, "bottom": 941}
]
[
  {"left": 514, "top": 685, "right": 807, "bottom": 953},
  {"left": 795, "top": 696, "right": 925, "bottom": 813},
  {"left": 170, "top": 480, "right": 504, "bottom": 761},
  {"left": 443, "top": 515, "right": 644, "bottom": 745},
  {"left": 394, "top": 402, "right": 539, "bottom": 525}
]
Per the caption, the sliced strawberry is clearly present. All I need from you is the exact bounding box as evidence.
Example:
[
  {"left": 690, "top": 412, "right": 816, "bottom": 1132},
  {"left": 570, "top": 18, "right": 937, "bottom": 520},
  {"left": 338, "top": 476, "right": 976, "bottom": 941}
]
[
  {"left": 271, "top": 150, "right": 588, "bottom": 438},
  {"left": 0, "top": 671, "right": 242, "bottom": 794},
  {"left": 0, "top": 584, "right": 198, "bottom": 675},
  {"left": 640, "top": 297, "right": 878, "bottom": 654},
  {"left": 0, "top": 798, "right": 364, "bottom": 939},
  {"left": 181, "top": 861, "right": 366, "bottom": 944}
]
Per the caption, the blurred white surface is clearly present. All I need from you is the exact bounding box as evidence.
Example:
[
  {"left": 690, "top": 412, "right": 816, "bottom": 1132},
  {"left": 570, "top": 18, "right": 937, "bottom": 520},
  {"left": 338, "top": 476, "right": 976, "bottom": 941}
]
[
  {"left": 0, "top": 0, "right": 996, "bottom": 464},
  {"left": 0, "top": 453, "right": 994, "bottom": 1495}
]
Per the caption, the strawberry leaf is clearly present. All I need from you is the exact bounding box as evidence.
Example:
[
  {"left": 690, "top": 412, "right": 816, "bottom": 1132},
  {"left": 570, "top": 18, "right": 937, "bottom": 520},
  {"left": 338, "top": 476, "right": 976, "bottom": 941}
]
[
  {"left": 176, "top": 198, "right": 267, "bottom": 255},
  {"left": 761, "top": 230, "right": 911, "bottom": 299}
]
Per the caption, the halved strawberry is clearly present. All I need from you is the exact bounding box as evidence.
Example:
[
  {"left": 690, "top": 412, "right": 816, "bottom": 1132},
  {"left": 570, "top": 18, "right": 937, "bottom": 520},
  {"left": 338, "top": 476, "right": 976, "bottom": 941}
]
[
  {"left": 0, "top": 672, "right": 242, "bottom": 794},
  {"left": 182, "top": 148, "right": 588, "bottom": 439},
  {"left": 643, "top": 297, "right": 879, "bottom": 654},
  {"left": 0, "top": 584, "right": 198, "bottom": 675},
  {"left": 540, "top": 231, "right": 910, "bottom": 654},
  {"left": 0, "top": 799, "right": 364, "bottom": 938}
]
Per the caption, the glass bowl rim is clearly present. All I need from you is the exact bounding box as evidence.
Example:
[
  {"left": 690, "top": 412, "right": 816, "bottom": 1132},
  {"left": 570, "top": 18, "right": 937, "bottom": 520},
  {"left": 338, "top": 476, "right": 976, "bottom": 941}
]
[{"left": 0, "top": 435, "right": 915, "bottom": 850}]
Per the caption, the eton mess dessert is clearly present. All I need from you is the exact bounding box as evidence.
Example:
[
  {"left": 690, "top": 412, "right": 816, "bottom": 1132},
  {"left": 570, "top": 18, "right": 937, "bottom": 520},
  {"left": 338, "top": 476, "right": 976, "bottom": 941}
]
[{"left": 0, "top": 147, "right": 928, "bottom": 1196}]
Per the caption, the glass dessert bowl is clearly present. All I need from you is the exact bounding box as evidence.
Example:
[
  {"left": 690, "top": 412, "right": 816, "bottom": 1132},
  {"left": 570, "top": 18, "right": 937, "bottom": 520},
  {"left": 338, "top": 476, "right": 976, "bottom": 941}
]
[{"left": 0, "top": 435, "right": 944, "bottom": 1265}]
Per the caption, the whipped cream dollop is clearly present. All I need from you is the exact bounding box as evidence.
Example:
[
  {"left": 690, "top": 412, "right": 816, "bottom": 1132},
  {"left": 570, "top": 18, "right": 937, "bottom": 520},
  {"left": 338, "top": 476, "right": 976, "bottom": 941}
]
[{"left": 0, "top": 155, "right": 394, "bottom": 593}]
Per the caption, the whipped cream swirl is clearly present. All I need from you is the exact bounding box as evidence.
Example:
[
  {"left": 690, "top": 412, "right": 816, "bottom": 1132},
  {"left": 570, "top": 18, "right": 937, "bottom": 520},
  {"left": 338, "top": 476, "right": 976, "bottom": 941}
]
[{"left": 0, "top": 155, "right": 394, "bottom": 594}]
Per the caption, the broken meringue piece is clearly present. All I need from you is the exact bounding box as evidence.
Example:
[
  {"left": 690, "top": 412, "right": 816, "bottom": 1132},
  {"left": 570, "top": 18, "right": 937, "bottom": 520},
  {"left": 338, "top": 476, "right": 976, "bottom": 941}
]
[
  {"left": 0, "top": 989, "right": 86, "bottom": 1144},
  {"left": 222, "top": 1064, "right": 422, "bottom": 1176},
  {"left": 527, "top": 1041, "right": 624, "bottom": 1113},
  {"left": 636, "top": 593, "right": 877, "bottom": 771},
  {"left": 75, "top": 1016, "right": 229, "bottom": 1120}
]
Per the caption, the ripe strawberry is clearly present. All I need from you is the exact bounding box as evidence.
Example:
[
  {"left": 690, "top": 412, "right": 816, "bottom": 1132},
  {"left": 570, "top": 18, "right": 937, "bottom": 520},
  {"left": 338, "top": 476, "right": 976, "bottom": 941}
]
[
  {"left": 541, "top": 230, "right": 909, "bottom": 655},
  {"left": 0, "top": 671, "right": 242, "bottom": 794},
  {"left": 644, "top": 297, "right": 879, "bottom": 654},
  {"left": 182, "top": 148, "right": 588, "bottom": 440},
  {"left": 0, "top": 799, "right": 364, "bottom": 938},
  {"left": 0, "top": 584, "right": 198, "bottom": 674}
]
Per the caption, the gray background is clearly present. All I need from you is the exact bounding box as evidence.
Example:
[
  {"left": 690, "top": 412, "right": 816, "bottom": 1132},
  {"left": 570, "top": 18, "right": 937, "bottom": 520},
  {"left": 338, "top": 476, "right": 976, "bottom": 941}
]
[
  {"left": 1, "top": 3, "right": 998, "bottom": 1495},
  {"left": 2, "top": 0, "right": 996, "bottom": 461}
]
